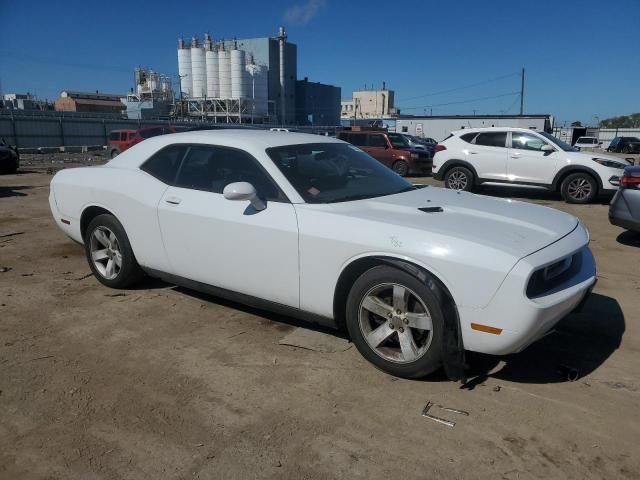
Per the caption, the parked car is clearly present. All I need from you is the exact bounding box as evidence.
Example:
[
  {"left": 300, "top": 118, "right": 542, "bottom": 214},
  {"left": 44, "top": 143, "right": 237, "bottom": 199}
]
[
  {"left": 50, "top": 130, "right": 596, "bottom": 380},
  {"left": 433, "top": 127, "right": 632, "bottom": 203},
  {"left": 0, "top": 138, "right": 19, "bottom": 174},
  {"left": 337, "top": 129, "right": 432, "bottom": 176},
  {"left": 609, "top": 165, "right": 640, "bottom": 232},
  {"left": 574, "top": 136, "right": 601, "bottom": 150},
  {"left": 607, "top": 136, "right": 640, "bottom": 154},
  {"left": 400, "top": 134, "right": 427, "bottom": 151},
  {"left": 108, "top": 126, "right": 190, "bottom": 158},
  {"left": 407, "top": 135, "right": 436, "bottom": 157}
]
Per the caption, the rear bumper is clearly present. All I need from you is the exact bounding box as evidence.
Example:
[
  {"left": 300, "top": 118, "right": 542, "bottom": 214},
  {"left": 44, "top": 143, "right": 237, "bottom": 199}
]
[
  {"left": 609, "top": 191, "right": 640, "bottom": 232},
  {"left": 409, "top": 159, "right": 433, "bottom": 174},
  {"left": 459, "top": 226, "right": 596, "bottom": 355}
]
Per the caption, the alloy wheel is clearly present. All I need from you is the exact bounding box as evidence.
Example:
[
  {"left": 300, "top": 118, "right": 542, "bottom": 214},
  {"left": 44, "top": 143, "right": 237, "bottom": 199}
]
[
  {"left": 447, "top": 171, "right": 468, "bottom": 190},
  {"left": 89, "top": 226, "right": 122, "bottom": 280},
  {"left": 567, "top": 177, "right": 593, "bottom": 201},
  {"left": 358, "top": 283, "right": 433, "bottom": 364}
]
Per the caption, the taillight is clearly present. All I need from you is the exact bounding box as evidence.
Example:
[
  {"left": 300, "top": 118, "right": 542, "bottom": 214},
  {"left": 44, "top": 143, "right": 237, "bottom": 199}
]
[
  {"left": 621, "top": 175, "right": 640, "bottom": 189},
  {"left": 434, "top": 144, "right": 447, "bottom": 152}
]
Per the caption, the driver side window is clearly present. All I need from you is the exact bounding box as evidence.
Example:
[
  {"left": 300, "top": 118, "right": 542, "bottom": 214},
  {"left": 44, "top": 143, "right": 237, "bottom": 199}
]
[
  {"left": 511, "top": 133, "right": 549, "bottom": 152},
  {"left": 174, "top": 145, "right": 284, "bottom": 201}
]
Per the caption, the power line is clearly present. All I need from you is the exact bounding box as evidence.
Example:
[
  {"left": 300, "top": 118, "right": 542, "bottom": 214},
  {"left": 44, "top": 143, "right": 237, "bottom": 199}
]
[
  {"left": 397, "top": 72, "right": 520, "bottom": 102},
  {"left": 402, "top": 91, "right": 521, "bottom": 110}
]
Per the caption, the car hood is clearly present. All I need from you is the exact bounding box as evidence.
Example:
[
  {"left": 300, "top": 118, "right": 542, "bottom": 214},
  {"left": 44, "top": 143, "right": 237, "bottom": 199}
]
[{"left": 328, "top": 187, "right": 579, "bottom": 259}]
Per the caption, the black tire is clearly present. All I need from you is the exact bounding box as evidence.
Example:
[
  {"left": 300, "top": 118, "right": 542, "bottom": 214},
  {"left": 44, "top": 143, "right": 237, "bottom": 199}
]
[
  {"left": 84, "top": 214, "right": 144, "bottom": 288},
  {"left": 622, "top": 146, "right": 631, "bottom": 154},
  {"left": 392, "top": 160, "right": 409, "bottom": 177},
  {"left": 345, "top": 265, "right": 445, "bottom": 379},
  {"left": 560, "top": 172, "right": 598, "bottom": 204},
  {"left": 444, "top": 166, "right": 474, "bottom": 191},
  {"left": 109, "top": 149, "right": 120, "bottom": 159}
]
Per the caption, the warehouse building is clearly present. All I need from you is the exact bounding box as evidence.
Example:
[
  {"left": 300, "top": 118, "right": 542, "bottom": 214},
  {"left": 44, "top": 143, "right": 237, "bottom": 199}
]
[
  {"left": 341, "top": 85, "right": 400, "bottom": 121},
  {"left": 295, "top": 77, "right": 341, "bottom": 126},
  {"left": 54, "top": 91, "right": 124, "bottom": 114}
]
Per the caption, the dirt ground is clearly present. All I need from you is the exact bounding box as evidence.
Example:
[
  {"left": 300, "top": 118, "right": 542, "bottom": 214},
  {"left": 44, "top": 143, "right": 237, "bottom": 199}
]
[{"left": 1, "top": 157, "right": 639, "bottom": 479}]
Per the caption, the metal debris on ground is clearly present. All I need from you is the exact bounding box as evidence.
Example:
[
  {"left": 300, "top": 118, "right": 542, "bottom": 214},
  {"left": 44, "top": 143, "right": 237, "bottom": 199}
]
[
  {"left": 493, "top": 385, "right": 501, "bottom": 392},
  {"left": 557, "top": 364, "right": 579, "bottom": 381},
  {"left": 0, "top": 267, "right": 12, "bottom": 273},
  {"left": 421, "top": 401, "right": 470, "bottom": 428}
]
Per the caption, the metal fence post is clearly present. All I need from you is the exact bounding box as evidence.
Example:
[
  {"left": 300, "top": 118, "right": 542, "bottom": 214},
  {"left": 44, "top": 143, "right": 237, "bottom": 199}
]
[
  {"left": 102, "top": 119, "right": 108, "bottom": 146},
  {"left": 59, "top": 116, "right": 65, "bottom": 147},
  {"left": 10, "top": 111, "right": 18, "bottom": 148}
]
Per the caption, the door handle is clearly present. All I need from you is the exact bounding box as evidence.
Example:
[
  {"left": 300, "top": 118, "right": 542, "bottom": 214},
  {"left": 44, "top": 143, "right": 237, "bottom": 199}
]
[
  {"left": 468, "top": 151, "right": 478, "bottom": 155},
  {"left": 165, "top": 196, "right": 182, "bottom": 205},
  {"left": 510, "top": 153, "right": 521, "bottom": 158}
]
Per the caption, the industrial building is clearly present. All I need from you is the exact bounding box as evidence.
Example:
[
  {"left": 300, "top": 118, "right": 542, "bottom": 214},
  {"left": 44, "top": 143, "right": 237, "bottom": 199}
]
[
  {"left": 54, "top": 91, "right": 124, "bottom": 114},
  {"left": 341, "top": 85, "right": 399, "bottom": 121},
  {"left": 295, "top": 77, "right": 341, "bottom": 126},
  {"left": 124, "top": 67, "right": 174, "bottom": 119},
  {"left": 177, "top": 26, "right": 296, "bottom": 123},
  {"left": 394, "top": 114, "right": 554, "bottom": 141}
]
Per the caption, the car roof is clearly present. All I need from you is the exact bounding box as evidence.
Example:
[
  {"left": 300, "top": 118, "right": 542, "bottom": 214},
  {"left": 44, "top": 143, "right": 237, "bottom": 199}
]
[
  {"left": 450, "top": 127, "right": 545, "bottom": 136},
  {"left": 107, "top": 129, "right": 344, "bottom": 169}
]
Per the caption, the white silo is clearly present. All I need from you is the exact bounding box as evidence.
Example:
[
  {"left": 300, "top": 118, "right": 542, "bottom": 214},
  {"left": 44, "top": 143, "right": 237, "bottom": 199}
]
[
  {"left": 230, "top": 46, "right": 246, "bottom": 99},
  {"left": 218, "top": 43, "right": 232, "bottom": 99},
  {"left": 190, "top": 36, "right": 206, "bottom": 99},
  {"left": 177, "top": 38, "right": 192, "bottom": 98},
  {"left": 205, "top": 44, "right": 219, "bottom": 98}
]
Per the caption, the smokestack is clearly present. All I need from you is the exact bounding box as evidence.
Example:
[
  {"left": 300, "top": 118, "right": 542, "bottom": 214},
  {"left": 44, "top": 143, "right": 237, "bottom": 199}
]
[{"left": 277, "top": 25, "right": 287, "bottom": 125}]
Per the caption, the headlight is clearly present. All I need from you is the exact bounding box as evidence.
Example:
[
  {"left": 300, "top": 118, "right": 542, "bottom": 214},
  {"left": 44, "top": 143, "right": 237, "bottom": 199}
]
[{"left": 592, "top": 158, "right": 628, "bottom": 169}]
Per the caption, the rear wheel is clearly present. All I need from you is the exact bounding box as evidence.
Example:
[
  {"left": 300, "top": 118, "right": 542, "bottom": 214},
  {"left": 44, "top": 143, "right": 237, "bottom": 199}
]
[
  {"left": 444, "top": 166, "right": 474, "bottom": 191},
  {"left": 109, "top": 149, "right": 120, "bottom": 159},
  {"left": 392, "top": 160, "right": 409, "bottom": 177},
  {"left": 84, "top": 214, "right": 144, "bottom": 288},
  {"left": 560, "top": 172, "right": 597, "bottom": 204},
  {"left": 345, "top": 265, "right": 444, "bottom": 379},
  {"left": 622, "top": 146, "right": 631, "bottom": 154}
]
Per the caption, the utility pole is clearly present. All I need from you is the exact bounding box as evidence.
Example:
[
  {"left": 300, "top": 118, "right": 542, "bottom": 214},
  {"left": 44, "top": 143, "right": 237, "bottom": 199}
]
[{"left": 519, "top": 67, "right": 525, "bottom": 115}]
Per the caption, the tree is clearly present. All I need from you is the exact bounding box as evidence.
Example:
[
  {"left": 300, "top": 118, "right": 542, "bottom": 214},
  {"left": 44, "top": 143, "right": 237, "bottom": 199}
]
[{"left": 570, "top": 121, "right": 582, "bottom": 127}]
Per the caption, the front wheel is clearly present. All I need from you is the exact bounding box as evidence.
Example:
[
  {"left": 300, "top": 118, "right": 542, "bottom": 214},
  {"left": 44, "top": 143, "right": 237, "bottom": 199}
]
[
  {"left": 84, "top": 214, "right": 144, "bottom": 288},
  {"left": 345, "top": 265, "right": 444, "bottom": 379},
  {"left": 560, "top": 172, "right": 597, "bottom": 204}
]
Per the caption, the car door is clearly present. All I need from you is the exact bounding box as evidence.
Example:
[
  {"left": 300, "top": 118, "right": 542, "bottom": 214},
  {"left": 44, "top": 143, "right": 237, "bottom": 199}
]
[
  {"left": 156, "top": 144, "right": 300, "bottom": 308},
  {"left": 507, "top": 131, "right": 560, "bottom": 184},
  {"left": 467, "top": 131, "right": 509, "bottom": 180},
  {"left": 366, "top": 133, "right": 394, "bottom": 167}
]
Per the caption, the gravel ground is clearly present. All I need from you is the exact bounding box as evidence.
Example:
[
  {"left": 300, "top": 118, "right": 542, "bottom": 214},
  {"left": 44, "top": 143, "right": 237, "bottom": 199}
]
[{"left": 0, "top": 161, "right": 639, "bottom": 479}]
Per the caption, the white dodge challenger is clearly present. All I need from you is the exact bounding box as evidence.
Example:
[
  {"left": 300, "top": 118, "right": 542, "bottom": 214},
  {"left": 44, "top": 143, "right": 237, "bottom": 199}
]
[{"left": 49, "top": 130, "right": 596, "bottom": 379}]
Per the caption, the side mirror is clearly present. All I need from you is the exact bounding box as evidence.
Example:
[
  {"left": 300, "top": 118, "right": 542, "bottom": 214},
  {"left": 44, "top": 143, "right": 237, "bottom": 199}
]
[
  {"left": 223, "top": 182, "right": 266, "bottom": 211},
  {"left": 541, "top": 145, "right": 554, "bottom": 153}
]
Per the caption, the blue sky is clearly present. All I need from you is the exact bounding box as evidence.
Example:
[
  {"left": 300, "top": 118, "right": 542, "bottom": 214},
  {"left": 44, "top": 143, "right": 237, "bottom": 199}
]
[{"left": 1, "top": 0, "right": 637, "bottom": 125}]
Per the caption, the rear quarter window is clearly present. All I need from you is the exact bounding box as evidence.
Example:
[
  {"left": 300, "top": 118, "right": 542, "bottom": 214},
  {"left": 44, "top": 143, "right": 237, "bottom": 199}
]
[
  {"left": 140, "top": 145, "right": 188, "bottom": 184},
  {"left": 459, "top": 133, "right": 476, "bottom": 143},
  {"left": 109, "top": 132, "right": 120, "bottom": 141}
]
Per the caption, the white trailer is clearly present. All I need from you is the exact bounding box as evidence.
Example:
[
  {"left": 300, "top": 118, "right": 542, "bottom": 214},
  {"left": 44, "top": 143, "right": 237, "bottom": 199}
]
[{"left": 395, "top": 115, "right": 553, "bottom": 142}]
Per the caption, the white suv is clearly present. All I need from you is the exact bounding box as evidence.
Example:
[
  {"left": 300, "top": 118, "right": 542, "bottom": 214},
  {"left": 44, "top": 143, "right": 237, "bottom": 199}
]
[{"left": 433, "top": 127, "right": 630, "bottom": 203}]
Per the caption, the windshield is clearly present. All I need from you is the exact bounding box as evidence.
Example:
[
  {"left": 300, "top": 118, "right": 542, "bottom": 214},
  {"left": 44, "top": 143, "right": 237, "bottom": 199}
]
[
  {"left": 387, "top": 133, "right": 410, "bottom": 148},
  {"left": 538, "top": 132, "right": 578, "bottom": 152},
  {"left": 266, "top": 143, "right": 414, "bottom": 204}
]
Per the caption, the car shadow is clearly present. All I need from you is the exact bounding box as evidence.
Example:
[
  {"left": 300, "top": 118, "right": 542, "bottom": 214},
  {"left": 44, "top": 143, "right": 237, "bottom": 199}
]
[
  {"left": 616, "top": 230, "right": 640, "bottom": 248},
  {"left": 0, "top": 185, "right": 32, "bottom": 198},
  {"left": 475, "top": 185, "right": 614, "bottom": 205},
  {"left": 171, "top": 285, "right": 350, "bottom": 339},
  {"left": 461, "top": 292, "right": 624, "bottom": 387}
]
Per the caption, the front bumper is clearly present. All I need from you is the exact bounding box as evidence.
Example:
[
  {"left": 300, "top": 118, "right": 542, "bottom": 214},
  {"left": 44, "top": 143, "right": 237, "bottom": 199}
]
[{"left": 459, "top": 225, "right": 596, "bottom": 355}]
